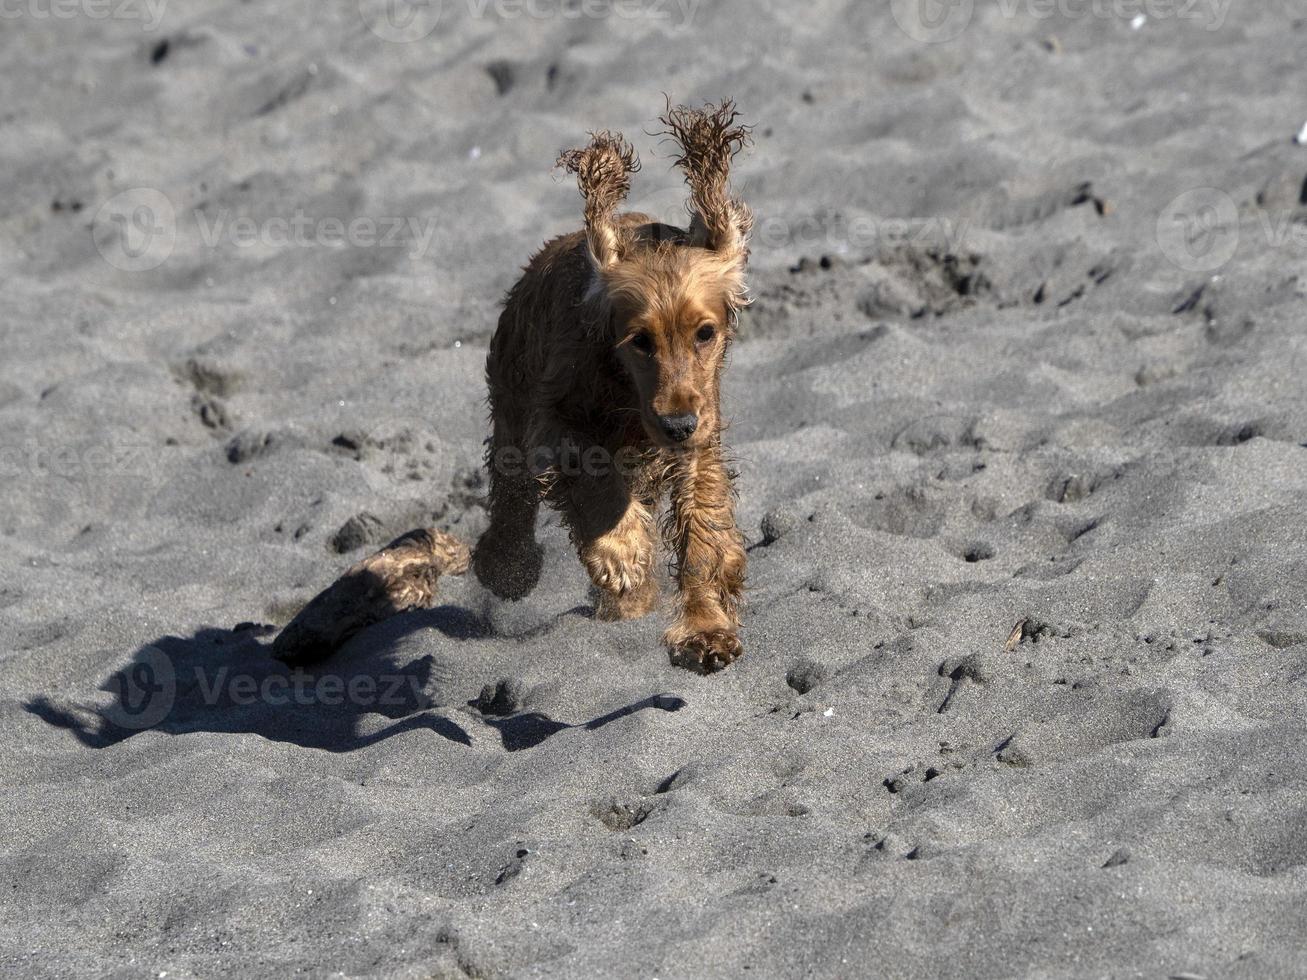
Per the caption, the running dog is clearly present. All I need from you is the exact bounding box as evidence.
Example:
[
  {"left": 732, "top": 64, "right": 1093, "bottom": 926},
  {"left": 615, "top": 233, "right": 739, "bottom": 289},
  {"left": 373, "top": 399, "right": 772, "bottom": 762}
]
[{"left": 473, "top": 100, "right": 752, "bottom": 674}]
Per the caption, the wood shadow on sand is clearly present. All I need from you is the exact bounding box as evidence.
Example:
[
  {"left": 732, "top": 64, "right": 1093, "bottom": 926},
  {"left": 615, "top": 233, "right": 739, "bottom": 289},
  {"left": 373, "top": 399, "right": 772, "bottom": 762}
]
[
  {"left": 24, "top": 619, "right": 475, "bottom": 752},
  {"left": 24, "top": 608, "right": 687, "bottom": 755}
]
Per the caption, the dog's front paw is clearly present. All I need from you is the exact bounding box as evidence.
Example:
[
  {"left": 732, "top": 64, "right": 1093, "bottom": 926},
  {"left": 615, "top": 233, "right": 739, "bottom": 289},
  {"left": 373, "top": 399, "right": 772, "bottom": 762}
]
[
  {"left": 583, "top": 538, "right": 650, "bottom": 597},
  {"left": 668, "top": 630, "right": 743, "bottom": 674},
  {"left": 473, "top": 537, "right": 543, "bottom": 601}
]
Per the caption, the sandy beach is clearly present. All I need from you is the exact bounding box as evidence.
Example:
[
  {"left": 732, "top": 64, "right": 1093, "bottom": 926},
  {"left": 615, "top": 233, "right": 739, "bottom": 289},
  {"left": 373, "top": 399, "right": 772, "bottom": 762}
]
[{"left": 2, "top": 0, "right": 1307, "bottom": 976}]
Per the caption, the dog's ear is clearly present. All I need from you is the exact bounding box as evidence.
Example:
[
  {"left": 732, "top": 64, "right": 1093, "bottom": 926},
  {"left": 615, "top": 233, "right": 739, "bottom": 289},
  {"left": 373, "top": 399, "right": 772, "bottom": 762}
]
[
  {"left": 659, "top": 99, "right": 753, "bottom": 272},
  {"left": 557, "top": 131, "right": 640, "bottom": 271}
]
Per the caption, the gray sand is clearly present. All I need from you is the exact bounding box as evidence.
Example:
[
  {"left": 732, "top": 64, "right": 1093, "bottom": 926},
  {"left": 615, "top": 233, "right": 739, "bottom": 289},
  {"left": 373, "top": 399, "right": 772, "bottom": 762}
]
[{"left": 3, "top": 1, "right": 1307, "bottom": 977}]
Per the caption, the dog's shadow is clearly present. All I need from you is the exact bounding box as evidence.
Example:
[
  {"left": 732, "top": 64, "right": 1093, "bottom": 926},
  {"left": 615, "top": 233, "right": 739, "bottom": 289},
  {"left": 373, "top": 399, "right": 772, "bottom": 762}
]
[{"left": 24, "top": 606, "right": 685, "bottom": 754}]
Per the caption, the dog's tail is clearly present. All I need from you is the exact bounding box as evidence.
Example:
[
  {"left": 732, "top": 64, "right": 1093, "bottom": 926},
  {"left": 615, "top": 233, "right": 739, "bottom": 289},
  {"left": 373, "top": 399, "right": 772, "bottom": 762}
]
[{"left": 557, "top": 131, "right": 640, "bottom": 269}]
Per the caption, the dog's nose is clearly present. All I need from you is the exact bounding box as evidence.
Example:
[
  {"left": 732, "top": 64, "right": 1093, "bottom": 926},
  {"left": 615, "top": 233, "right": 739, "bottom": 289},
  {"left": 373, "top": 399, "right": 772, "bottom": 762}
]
[{"left": 657, "top": 412, "right": 699, "bottom": 443}]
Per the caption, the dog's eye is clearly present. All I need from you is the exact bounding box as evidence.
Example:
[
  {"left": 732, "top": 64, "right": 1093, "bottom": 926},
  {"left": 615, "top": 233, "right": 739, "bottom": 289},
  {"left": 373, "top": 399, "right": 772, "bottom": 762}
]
[
  {"left": 630, "top": 332, "right": 654, "bottom": 354},
  {"left": 695, "top": 323, "right": 717, "bottom": 344}
]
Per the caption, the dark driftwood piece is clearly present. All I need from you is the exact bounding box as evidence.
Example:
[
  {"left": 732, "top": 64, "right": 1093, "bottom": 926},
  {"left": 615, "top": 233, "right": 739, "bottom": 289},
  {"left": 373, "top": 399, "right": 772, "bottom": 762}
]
[{"left": 271, "top": 528, "right": 470, "bottom": 666}]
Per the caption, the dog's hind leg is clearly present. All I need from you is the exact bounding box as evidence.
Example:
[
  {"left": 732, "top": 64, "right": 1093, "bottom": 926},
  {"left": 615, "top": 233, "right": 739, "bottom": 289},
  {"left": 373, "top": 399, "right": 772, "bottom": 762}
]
[
  {"left": 473, "top": 421, "right": 544, "bottom": 601},
  {"left": 663, "top": 446, "right": 747, "bottom": 673}
]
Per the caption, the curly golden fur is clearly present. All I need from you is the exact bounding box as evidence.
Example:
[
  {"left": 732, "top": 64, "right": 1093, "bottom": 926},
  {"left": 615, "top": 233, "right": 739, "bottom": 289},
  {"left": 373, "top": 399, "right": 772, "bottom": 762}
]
[{"left": 472, "top": 100, "right": 753, "bottom": 673}]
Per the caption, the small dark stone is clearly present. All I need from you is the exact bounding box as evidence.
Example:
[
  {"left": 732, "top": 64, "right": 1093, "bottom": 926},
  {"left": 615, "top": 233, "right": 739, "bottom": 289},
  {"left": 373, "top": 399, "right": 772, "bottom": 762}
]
[
  {"left": 1102, "top": 847, "right": 1131, "bottom": 868},
  {"left": 939, "top": 654, "right": 989, "bottom": 683},
  {"left": 225, "top": 429, "right": 274, "bottom": 464},
  {"left": 192, "top": 392, "right": 229, "bottom": 431},
  {"left": 883, "top": 774, "right": 909, "bottom": 794},
  {"left": 495, "top": 849, "right": 527, "bottom": 885},
  {"left": 485, "top": 60, "right": 515, "bottom": 96},
  {"left": 331, "top": 431, "right": 364, "bottom": 454},
  {"left": 760, "top": 510, "right": 796, "bottom": 546}
]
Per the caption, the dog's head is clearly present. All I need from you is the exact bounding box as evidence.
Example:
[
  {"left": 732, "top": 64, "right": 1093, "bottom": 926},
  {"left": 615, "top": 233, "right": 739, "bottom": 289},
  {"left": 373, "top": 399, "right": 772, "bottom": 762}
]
[{"left": 558, "top": 101, "right": 752, "bottom": 450}]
